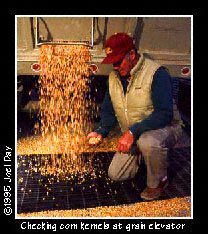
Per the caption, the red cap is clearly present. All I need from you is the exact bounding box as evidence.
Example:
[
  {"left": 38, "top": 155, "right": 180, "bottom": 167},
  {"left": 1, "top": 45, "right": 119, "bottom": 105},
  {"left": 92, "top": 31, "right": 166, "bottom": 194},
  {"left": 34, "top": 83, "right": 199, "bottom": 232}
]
[{"left": 102, "top": 33, "right": 135, "bottom": 64}]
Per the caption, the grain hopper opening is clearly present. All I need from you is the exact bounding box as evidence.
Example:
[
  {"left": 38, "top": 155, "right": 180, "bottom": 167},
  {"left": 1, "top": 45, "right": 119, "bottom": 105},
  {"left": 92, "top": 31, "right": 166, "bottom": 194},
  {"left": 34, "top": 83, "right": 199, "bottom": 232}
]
[{"left": 34, "top": 17, "right": 94, "bottom": 48}]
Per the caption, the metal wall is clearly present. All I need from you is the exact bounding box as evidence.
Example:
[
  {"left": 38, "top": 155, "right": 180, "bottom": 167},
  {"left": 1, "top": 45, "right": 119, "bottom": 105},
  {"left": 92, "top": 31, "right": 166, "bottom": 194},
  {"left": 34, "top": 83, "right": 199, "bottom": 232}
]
[{"left": 17, "top": 16, "right": 191, "bottom": 77}]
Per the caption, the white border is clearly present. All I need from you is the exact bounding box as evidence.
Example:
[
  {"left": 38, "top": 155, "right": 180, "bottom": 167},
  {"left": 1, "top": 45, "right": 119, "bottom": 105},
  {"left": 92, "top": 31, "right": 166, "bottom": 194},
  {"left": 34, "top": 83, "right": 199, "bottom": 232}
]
[{"left": 15, "top": 15, "right": 193, "bottom": 220}]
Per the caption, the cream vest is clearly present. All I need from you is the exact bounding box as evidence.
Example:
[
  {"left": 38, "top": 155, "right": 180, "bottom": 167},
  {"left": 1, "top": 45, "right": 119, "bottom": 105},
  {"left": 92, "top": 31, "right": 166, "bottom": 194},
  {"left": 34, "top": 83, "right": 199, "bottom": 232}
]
[{"left": 109, "top": 54, "right": 183, "bottom": 132}]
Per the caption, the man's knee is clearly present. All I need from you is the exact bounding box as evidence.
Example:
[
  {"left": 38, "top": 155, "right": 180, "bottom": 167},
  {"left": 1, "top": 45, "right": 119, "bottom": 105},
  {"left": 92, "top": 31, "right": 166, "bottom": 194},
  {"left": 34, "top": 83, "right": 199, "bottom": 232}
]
[
  {"left": 108, "top": 161, "right": 129, "bottom": 181},
  {"left": 108, "top": 166, "right": 137, "bottom": 181},
  {"left": 108, "top": 167, "right": 123, "bottom": 181},
  {"left": 137, "top": 132, "right": 161, "bottom": 154},
  {"left": 108, "top": 152, "right": 139, "bottom": 181}
]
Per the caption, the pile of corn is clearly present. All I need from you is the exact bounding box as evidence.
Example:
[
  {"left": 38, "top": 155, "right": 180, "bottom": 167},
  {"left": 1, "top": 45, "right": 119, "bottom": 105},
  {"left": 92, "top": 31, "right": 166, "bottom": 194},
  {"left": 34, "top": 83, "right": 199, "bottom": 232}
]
[
  {"left": 17, "top": 134, "right": 120, "bottom": 179},
  {"left": 17, "top": 196, "right": 191, "bottom": 217},
  {"left": 17, "top": 134, "right": 120, "bottom": 155}
]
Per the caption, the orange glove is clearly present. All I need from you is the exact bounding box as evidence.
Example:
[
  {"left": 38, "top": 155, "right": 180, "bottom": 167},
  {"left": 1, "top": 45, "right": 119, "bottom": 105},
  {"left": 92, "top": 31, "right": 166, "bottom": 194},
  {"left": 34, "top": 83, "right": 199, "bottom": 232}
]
[
  {"left": 87, "top": 132, "right": 103, "bottom": 145},
  {"left": 117, "top": 130, "right": 134, "bottom": 153}
]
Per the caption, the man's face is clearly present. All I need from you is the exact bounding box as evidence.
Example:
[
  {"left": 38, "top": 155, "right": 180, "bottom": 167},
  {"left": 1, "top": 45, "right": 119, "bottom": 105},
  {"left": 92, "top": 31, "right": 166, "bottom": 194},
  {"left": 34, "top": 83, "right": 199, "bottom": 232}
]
[{"left": 113, "top": 52, "right": 134, "bottom": 77}]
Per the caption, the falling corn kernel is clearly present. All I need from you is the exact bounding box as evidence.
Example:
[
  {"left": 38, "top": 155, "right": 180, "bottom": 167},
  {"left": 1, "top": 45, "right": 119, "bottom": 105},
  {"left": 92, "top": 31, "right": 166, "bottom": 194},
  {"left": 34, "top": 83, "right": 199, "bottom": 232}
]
[{"left": 18, "top": 44, "right": 100, "bottom": 179}]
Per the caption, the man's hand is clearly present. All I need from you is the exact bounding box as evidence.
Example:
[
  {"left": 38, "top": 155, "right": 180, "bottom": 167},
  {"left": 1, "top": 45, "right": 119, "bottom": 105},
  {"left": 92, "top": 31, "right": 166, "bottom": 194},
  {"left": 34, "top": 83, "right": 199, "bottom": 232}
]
[
  {"left": 117, "top": 130, "right": 134, "bottom": 153},
  {"left": 87, "top": 132, "right": 103, "bottom": 145}
]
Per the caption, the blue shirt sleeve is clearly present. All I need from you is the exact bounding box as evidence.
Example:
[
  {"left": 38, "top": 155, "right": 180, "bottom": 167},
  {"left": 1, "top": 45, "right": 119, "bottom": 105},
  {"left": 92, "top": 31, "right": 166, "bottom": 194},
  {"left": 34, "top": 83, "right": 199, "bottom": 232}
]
[
  {"left": 94, "top": 79, "right": 117, "bottom": 137},
  {"left": 129, "top": 67, "right": 174, "bottom": 140}
]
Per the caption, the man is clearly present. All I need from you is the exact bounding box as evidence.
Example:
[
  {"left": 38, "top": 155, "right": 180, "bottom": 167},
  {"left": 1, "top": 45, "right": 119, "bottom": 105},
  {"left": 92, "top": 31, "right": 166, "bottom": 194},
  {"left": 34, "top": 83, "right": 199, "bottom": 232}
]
[{"left": 87, "top": 33, "right": 183, "bottom": 201}]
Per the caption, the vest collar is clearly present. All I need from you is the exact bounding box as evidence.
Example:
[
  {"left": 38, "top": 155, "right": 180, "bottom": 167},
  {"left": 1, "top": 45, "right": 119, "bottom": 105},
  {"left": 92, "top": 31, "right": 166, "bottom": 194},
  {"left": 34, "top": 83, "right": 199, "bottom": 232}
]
[{"left": 130, "top": 53, "right": 145, "bottom": 77}]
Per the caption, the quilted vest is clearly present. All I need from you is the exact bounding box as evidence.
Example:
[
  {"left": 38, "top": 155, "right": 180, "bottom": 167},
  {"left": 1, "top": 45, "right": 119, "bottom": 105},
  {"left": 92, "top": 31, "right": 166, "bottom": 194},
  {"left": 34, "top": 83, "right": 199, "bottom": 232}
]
[{"left": 109, "top": 54, "right": 183, "bottom": 132}]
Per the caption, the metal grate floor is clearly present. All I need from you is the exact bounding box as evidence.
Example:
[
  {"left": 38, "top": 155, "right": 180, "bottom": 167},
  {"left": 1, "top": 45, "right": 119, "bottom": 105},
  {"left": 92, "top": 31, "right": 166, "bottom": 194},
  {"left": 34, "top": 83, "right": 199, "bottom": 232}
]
[{"left": 17, "top": 146, "right": 191, "bottom": 214}]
